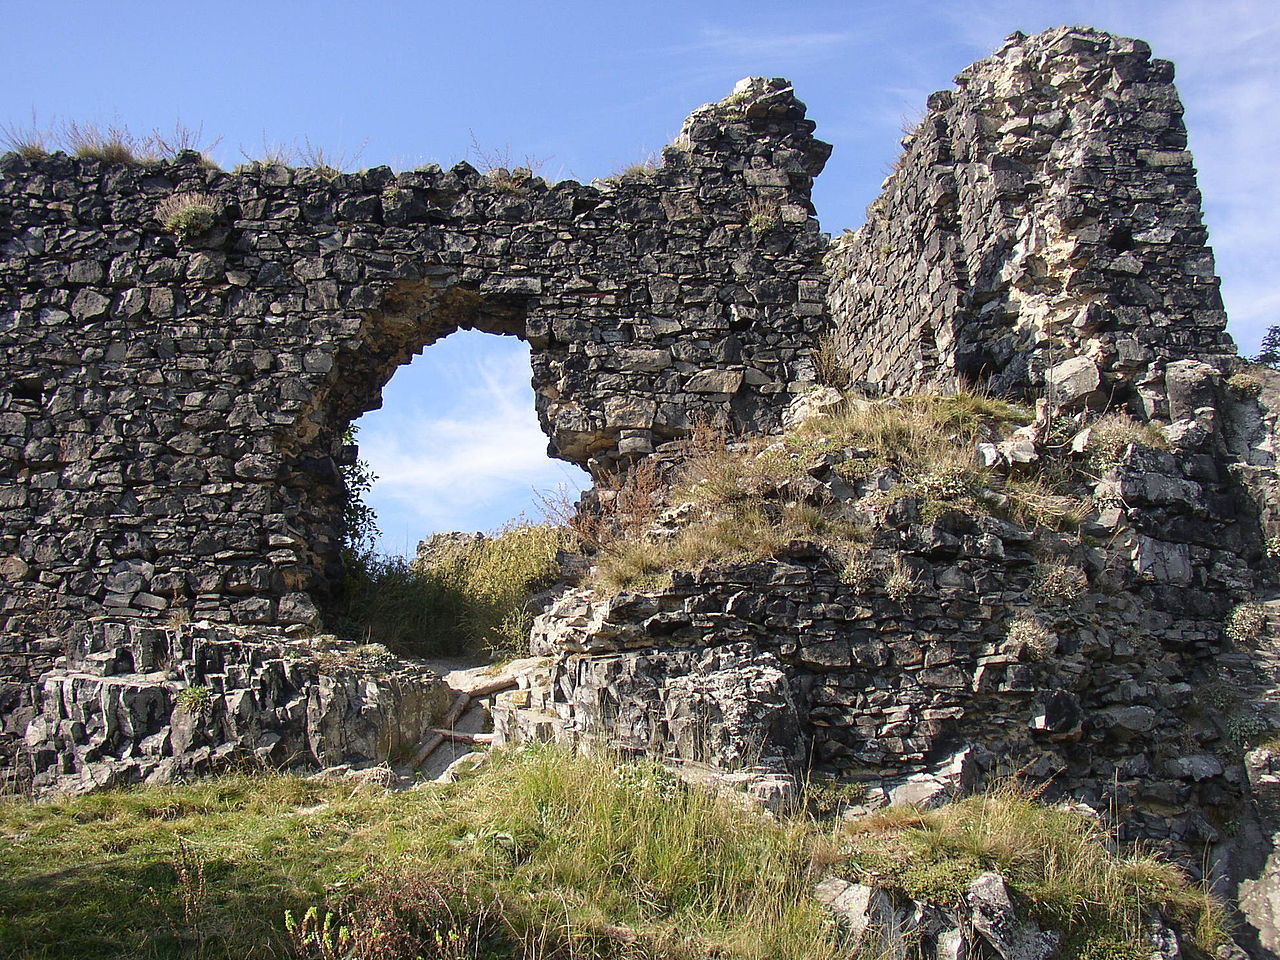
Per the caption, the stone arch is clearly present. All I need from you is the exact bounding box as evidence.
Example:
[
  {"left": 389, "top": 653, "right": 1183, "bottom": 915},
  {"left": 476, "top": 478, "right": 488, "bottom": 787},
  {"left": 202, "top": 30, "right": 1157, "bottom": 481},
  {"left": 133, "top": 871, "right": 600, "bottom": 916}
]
[{"left": 280, "top": 278, "right": 548, "bottom": 610}]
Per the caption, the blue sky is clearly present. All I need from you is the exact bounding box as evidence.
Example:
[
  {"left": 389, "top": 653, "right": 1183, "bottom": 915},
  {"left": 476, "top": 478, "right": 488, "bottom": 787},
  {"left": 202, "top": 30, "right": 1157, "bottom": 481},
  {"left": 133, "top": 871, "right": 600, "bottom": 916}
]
[{"left": 5, "top": 1, "right": 1277, "bottom": 552}]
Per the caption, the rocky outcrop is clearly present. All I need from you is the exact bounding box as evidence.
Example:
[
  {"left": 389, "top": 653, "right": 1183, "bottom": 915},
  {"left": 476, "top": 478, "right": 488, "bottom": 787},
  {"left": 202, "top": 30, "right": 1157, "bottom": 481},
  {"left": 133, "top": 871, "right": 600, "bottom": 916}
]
[
  {"left": 815, "top": 872, "right": 1077, "bottom": 960},
  {"left": 495, "top": 363, "right": 1275, "bottom": 856},
  {"left": 22, "top": 619, "right": 449, "bottom": 794}
]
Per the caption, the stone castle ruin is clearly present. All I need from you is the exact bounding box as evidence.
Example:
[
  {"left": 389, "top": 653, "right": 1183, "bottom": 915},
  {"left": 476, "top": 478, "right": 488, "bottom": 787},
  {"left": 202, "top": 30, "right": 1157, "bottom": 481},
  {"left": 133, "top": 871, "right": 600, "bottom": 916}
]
[{"left": 6, "top": 24, "right": 1280, "bottom": 951}]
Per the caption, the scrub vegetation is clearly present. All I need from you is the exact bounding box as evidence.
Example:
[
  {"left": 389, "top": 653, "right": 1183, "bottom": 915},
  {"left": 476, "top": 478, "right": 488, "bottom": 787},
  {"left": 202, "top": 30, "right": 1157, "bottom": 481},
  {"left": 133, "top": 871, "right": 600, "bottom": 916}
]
[
  {"left": 332, "top": 522, "right": 565, "bottom": 659},
  {"left": 582, "top": 392, "right": 1125, "bottom": 595},
  {"left": 0, "top": 747, "right": 1224, "bottom": 960}
]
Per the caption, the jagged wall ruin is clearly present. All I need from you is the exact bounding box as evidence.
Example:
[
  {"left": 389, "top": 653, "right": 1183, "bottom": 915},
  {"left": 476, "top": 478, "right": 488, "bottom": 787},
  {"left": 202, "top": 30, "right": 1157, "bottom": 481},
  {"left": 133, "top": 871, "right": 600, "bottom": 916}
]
[
  {"left": 1, "top": 22, "right": 1269, "bottom": 841},
  {"left": 0, "top": 78, "right": 832, "bottom": 745},
  {"left": 826, "top": 29, "right": 1235, "bottom": 402}
]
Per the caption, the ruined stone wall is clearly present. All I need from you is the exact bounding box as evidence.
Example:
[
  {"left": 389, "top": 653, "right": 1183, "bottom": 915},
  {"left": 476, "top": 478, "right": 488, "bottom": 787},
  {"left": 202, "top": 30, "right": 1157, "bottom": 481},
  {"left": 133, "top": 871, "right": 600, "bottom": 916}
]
[
  {"left": 826, "top": 27, "right": 1234, "bottom": 403},
  {"left": 3, "top": 24, "right": 1271, "bottom": 832},
  {"left": 0, "top": 77, "right": 829, "bottom": 666}
]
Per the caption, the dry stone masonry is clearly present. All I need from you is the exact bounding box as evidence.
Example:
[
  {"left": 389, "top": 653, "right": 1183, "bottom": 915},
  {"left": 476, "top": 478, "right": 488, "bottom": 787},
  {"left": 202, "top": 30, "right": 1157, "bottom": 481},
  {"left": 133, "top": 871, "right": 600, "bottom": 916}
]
[
  {"left": 0, "top": 76, "right": 831, "bottom": 755},
  {"left": 826, "top": 29, "right": 1234, "bottom": 401},
  {"left": 5, "top": 25, "right": 1280, "bottom": 947}
]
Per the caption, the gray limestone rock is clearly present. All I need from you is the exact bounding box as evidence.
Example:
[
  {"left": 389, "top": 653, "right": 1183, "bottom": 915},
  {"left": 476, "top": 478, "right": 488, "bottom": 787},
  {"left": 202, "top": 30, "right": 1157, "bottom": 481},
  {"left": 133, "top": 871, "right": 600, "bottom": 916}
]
[{"left": 966, "top": 873, "right": 1061, "bottom": 960}]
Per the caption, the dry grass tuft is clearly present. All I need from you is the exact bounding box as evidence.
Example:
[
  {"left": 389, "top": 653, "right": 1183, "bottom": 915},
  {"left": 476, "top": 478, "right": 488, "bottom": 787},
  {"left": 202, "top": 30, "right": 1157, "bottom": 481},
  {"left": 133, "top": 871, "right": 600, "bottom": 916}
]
[
  {"left": 1, "top": 110, "right": 54, "bottom": 159},
  {"left": 576, "top": 392, "right": 1095, "bottom": 595},
  {"left": 63, "top": 120, "right": 157, "bottom": 164},
  {"left": 1082, "top": 413, "right": 1167, "bottom": 473},
  {"left": 155, "top": 192, "right": 219, "bottom": 238},
  {"left": 843, "top": 782, "right": 1228, "bottom": 960}
]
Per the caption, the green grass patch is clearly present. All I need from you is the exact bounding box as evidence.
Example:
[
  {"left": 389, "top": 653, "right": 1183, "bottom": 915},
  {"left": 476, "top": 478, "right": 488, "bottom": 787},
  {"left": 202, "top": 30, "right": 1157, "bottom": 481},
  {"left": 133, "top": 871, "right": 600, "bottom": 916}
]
[
  {"left": 0, "top": 749, "right": 841, "bottom": 960},
  {"left": 841, "top": 785, "right": 1227, "bottom": 960},
  {"left": 331, "top": 522, "right": 566, "bottom": 659},
  {"left": 0, "top": 753, "right": 1226, "bottom": 960}
]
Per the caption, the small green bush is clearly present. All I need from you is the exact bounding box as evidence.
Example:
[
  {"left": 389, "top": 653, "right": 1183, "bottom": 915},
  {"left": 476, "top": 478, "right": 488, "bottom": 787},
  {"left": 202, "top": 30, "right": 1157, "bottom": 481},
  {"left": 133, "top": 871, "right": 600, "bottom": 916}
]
[
  {"left": 155, "top": 192, "right": 219, "bottom": 238},
  {"left": 1225, "top": 601, "right": 1268, "bottom": 646},
  {"left": 175, "top": 685, "right": 212, "bottom": 713},
  {"left": 744, "top": 194, "right": 783, "bottom": 235},
  {"left": 1227, "top": 371, "right": 1265, "bottom": 399}
]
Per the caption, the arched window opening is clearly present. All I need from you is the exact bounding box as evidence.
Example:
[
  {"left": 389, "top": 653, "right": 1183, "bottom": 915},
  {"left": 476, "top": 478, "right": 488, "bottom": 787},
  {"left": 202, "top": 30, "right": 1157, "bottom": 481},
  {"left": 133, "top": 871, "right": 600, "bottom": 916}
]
[{"left": 329, "top": 329, "right": 591, "bottom": 661}]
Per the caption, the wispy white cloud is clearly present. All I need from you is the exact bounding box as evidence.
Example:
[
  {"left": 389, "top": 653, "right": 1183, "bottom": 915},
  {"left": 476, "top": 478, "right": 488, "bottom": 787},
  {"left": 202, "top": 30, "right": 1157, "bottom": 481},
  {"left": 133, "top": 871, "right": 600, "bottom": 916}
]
[
  {"left": 620, "top": 25, "right": 855, "bottom": 66},
  {"left": 672, "top": 27, "right": 854, "bottom": 61}
]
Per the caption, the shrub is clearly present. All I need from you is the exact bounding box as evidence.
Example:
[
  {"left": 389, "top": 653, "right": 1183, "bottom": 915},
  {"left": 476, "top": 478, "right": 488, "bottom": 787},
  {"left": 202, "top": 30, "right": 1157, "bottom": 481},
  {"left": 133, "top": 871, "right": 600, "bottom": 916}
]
[
  {"left": 238, "top": 137, "right": 301, "bottom": 168},
  {"left": 1083, "top": 413, "right": 1166, "bottom": 472},
  {"left": 884, "top": 557, "right": 917, "bottom": 602},
  {"left": 746, "top": 196, "right": 781, "bottom": 235},
  {"left": 175, "top": 685, "right": 213, "bottom": 713},
  {"left": 804, "top": 773, "right": 866, "bottom": 818},
  {"left": 1196, "top": 680, "right": 1241, "bottom": 713},
  {"left": 1006, "top": 614, "right": 1056, "bottom": 659},
  {"left": 1224, "top": 601, "right": 1268, "bottom": 645},
  {"left": 842, "top": 782, "right": 1227, "bottom": 960},
  {"left": 155, "top": 192, "right": 219, "bottom": 238},
  {"left": 812, "top": 332, "right": 852, "bottom": 391},
  {"left": 149, "top": 120, "right": 223, "bottom": 168},
  {"left": 1227, "top": 371, "right": 1265, "bottom": 399},
  {"left": 839, "top": 550, "right": 877, "bottom": 591},
  {"left": 1032, "top": 562, "right": 1088, "bottom": 605},
  {"left": 334, "top": 522, "right": 565, "bottom": 659},
  {"left": 1227, "top": 713, "right": 1272, "bottom": 750},
  {"left": 483, "top": 168, "right": 530, "bottom": 195}
]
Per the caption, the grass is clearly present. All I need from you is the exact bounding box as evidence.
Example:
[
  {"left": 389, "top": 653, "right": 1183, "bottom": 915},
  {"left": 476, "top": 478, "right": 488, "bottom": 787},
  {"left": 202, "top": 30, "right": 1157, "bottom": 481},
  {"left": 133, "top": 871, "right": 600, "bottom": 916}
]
[
  {"left": 331, "top": 522, "right": 566, "bottom": 659},
  {"left": 746, "top": 196, "right": 781, "bottom": 235},
  {"left": 841, "top": 783, "right": 1227, "bottom": 960},
  {"left": 63, "top": 120, "right": 158, "bottom": 163},
  {"left": 615, "top": 150, "right": 661, "bottom": 178},
  {"left": 0, "top": 116, "right": 221, "bottom": 167},
  {"left": 0, "top": 749, "right": 1226, "bottom": 960},
  {"left": 593, "top": 501, "right": 864, "bottom": 595},
  {"left": 586, "top": 393, "right": 1081, "bottom": 595},
  {"left": 155, "top": 192, "right": 219, "bottom": 238},
  {"left": 0, "top": 111, "right": 52, "bottom": 159},
  {"left": 1076, "top": 413, "right": 1168, "bottom": 473}
]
